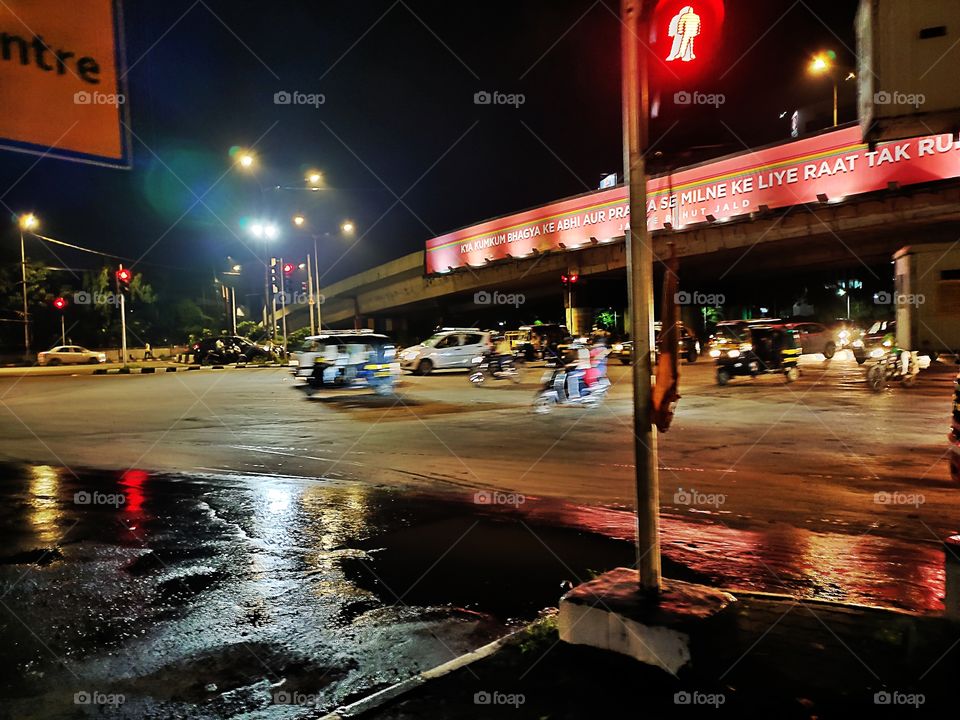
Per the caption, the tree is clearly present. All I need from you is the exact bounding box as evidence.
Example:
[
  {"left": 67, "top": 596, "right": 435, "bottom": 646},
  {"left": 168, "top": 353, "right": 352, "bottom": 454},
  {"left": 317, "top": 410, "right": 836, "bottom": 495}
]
[{"left": 237, "top": 320, "right": 267, "bottom": 341}]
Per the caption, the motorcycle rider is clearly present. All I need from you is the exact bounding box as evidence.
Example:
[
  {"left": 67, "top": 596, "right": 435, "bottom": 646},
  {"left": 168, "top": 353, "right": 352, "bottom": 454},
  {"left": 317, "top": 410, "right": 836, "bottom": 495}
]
[
  {"left": 566, "top": 340, "right": 592, "bottom": 400},
  {"left": 489, "top": 333, "right": 513, "bottom": 375},
  {"left": 586, "top": 338, "right": 609, "bottom": 388}
]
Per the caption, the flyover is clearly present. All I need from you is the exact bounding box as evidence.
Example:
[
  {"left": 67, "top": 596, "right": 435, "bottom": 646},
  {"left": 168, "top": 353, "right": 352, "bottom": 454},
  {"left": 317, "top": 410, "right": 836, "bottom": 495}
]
[{"left": 305, "top": 126, "right": 960, "bottom": 334}]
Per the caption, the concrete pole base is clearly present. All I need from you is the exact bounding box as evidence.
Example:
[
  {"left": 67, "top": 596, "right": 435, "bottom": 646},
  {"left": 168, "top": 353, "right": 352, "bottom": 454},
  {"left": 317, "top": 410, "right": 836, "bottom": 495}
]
[{"left": 559, "top": 567, "right": 737, "bottom": 675}]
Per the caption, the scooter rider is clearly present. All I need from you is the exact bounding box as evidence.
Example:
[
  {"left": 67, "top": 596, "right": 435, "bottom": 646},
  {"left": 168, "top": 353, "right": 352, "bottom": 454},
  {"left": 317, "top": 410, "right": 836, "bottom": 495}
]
[
  {"left": 490, "top": 333, "right": 512, "bottom": 374},
  {"left": 566, "top": 341, "right": 592, "bottom": 400}
]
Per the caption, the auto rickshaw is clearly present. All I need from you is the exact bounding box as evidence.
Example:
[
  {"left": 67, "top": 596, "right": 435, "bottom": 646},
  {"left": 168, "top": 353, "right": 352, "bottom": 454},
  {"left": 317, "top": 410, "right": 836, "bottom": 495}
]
[
  {"left": 293, "top": 331, "right": 400, "bottom": 395},
  {"left": 715, "top": 325, "right": 801, "bottom": 385}
]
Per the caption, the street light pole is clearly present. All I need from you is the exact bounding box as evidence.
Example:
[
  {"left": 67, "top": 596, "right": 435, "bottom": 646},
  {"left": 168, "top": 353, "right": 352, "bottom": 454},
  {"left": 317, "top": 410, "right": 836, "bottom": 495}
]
[
  {"left": 19, "top": 229, "right": 30, "bottom": 358},
  {"left": 832, "top": 75, "right": 838, "bottom": 127},
  {"left": 306, "top": 253, "right": 316, "bottom": 335},
  {"left": 622, "top": 0, "right": 661, "bottom": 594},
  {"left": 313, "top": 236, "right": 323, "bottom": 331}
]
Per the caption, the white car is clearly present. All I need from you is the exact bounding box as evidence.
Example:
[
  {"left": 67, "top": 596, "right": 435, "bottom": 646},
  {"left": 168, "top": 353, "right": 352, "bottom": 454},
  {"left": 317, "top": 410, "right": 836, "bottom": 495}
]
[
  {"left": 37, "top": 345, "right": 107, "bottom": 366},
  {"left": 400, "top": 328, "right": 491, "bottom": 375}
]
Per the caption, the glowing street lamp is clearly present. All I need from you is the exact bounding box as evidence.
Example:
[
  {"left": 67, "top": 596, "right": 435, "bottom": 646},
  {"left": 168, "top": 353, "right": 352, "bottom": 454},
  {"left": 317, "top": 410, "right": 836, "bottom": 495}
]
[
  {"left": 306, "top": 171, "right": 323, "bottom": 186},
  {"left": 16, "top": 212, "right": 39, "bottom": 356},
  {"left": 808, "top": 50, "right": 839, "bottom": 127},
  {"left": 249, "top": 221, "right": 279, "bottom": 240},
  {"left": 18, "top": 213, "right": 38, "bottom": 231},
  {"left": 293, "top": 214, "right": 306, "bottom": 227},
  {"left": 237, "top": 151, "right": 256, "bottom": 170},
  {"left": 340, "top": 220, "right": 355, "bottom": 236}
]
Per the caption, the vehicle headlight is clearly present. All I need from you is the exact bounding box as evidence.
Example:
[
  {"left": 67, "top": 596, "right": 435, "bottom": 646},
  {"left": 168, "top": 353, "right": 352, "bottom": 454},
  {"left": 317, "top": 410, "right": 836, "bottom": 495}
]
[
  {"left": 613, "top": 343, "right": 623, "bottom": 352},
  {"left": 740, "top": 343, "right": 753, "bottom": 352},
  {"left": 882, "top": 340, "right": 892, "bottom": 347},
  {"left": 727, "top": 349, "right": 741, "bottom": 358},
  {"left": 870, "top": 348, "right": 885, "bottom": 358},
  {"left": 471, "top": 356, "right": 483, "bottom": 364},
  {"left": 709, "top": 349, "right": 721, "bottom": 358},
  {"left": 852, "top": 339, "right": 864, "bottom": 348},
  {"left": 402, "top": 349, "right": 418, "bottom": 360}
]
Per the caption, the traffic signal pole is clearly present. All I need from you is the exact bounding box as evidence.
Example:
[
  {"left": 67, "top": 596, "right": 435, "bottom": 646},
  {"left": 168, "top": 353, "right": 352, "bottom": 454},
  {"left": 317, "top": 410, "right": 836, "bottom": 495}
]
[
  {"left": 19, "top": 229, "right": 30, "bottom": 358},
  {"left": 622, "top": 0, "right": 662, "bottom": 594}
]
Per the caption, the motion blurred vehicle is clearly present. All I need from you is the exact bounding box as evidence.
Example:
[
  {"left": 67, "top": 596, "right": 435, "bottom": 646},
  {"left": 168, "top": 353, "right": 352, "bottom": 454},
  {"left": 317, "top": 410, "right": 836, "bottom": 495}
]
[
  {"left": 612, "top": 322, "right": 700, "bottom": 364},
  {"left": 507, "top": 324, "right": 572, "bottom": 361},
  {"left": 37, "top": 345, "right": 106, "bottom": 366},
  {"left": 533, "top": 361, "right": 610, "bottom": 413},
  {"left": 950, "top": 371, "right": 960, "bottom": 482},
  {"left": 193, "top": 336, "right": 278, "bottom": 365},
  {"left": 400, "top": 328, "right": 490, "bottom": 374},
  {"left": 866, "top": 348, "right": 920, "bottom": 392},
  {"left": 786, "top": 322, "right": 837, "bottom": 358},
  {"left": 852, "top": 320, "right": 895, "bottom": 365},
  {"left": 294, "top": 331, "right": 399, "bottom": 395},
  {"left": 468, "top": 354, "right": 520, "bottom": 385},
  {"left": 829, "top": 319, "right": 863, "bottom": 349},
  {"left": 707, "top": 321, "right": 749, "bottom": 358},
  {"left": 715, "top": 325, "right": 801, "bottom": 385}
]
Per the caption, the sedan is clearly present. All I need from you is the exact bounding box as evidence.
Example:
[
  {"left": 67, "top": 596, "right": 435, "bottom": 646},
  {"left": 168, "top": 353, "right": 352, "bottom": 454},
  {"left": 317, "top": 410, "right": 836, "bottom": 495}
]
[
  {"left": 786, "top": 322, "right": 837, "bottom": 358},
  {"left": 37, "top": 345, "right": 107, "bottom": 366}
]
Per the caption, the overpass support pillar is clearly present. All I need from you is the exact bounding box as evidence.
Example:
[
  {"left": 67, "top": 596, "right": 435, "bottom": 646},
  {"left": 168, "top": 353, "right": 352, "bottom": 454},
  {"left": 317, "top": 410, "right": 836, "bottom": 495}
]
[{"left": 567, "top": 307, "right": 593, "bottom": 336}]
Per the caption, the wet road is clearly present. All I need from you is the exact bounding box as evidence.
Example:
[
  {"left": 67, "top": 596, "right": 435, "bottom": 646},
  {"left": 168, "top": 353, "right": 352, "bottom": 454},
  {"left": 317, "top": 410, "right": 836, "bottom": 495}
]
[{"left": 0, "top": 354, "right": 956, "bottom": 715}]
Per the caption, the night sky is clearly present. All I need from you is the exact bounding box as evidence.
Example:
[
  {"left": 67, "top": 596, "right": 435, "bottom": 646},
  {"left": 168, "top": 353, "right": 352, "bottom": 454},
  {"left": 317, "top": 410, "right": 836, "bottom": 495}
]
[{"left": 0, "top": 0, "right": 860, "bottom": 295}]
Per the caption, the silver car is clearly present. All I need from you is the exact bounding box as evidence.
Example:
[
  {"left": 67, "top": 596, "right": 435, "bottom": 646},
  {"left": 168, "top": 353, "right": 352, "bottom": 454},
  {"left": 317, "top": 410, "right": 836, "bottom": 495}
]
[{"left": 400, "top": 328, "right": 491, "bottom": 375}]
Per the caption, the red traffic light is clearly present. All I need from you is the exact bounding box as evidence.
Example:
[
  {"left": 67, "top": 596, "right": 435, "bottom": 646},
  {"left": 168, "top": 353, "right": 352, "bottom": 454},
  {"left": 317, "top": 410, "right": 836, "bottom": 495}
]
[
  {"left": 282, "top": 263, "right": 295, "bottom": 276},
  {"left": 116, "top": 267, "right": 132, "bottom": 284},
  {"left": 53, "top": 297, "right": 67, "bottom": 310},
  {"left": 569, "top": 274, "right": 579, "bottom": 283},
  {"left": 561, "top": 274, "right": 568, "bottom": 284}
]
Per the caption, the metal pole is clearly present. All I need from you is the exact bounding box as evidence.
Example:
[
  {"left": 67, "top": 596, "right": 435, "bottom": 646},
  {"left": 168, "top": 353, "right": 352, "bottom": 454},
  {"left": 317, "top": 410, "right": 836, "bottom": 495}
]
[
  {"left": 279, "top": 256, "right": 288, "bottom": 352},
  {"left": 20, "top": 230, "right": 30, "bottom": 358},
  {"left": 231, "top": 286, "right": 237, "bottom": 335},
  {"left": 306, "top": 253, "right": 316, "bottom": 335},
  {"left": 120, "top": 291, "right": 128, "bottom": 367},
  {"left": 622, "top": 0, "right": 661, "bottom": 594},
  {"left": 60, "top": 313, "right": 65, "bottom": 345},
  {"left": 313, "top": 236, "right": 323, "bottom": 331},
  {"left": 833, "top": 77, "right": 838, "bottom": 127}
]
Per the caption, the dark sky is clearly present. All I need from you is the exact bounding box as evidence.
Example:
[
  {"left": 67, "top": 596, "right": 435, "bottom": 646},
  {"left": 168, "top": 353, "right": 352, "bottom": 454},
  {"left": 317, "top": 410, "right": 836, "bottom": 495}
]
[{"left": 0, "top": 0, "right": 861, "bottom": 293}]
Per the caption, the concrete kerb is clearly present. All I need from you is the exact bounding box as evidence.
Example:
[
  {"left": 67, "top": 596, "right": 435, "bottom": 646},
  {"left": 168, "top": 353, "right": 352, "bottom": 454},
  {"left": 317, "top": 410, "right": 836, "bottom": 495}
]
[
  {"left": 86, "top": 363, "right": 285, "bottom": 376},
  {"left": 318, "top": 624, "right": 532, "bottom": 720}
]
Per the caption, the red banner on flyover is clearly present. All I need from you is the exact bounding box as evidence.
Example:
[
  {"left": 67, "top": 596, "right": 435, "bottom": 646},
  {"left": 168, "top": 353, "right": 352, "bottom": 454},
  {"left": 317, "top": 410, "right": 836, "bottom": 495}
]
[{"left": 425, "top": 127, "right": 960, "bottom": 274}]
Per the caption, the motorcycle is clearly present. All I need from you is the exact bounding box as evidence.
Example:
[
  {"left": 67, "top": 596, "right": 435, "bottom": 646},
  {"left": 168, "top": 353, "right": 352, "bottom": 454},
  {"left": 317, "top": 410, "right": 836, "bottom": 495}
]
[
  {"left": 469, "top": 354, "right": 520, "bottom": 385},
  {"left": 866, "top": 349, "right": 920, "bottom": 392},
  {"left": 533, "top": 364, "right": 610, "bottom": 413}
]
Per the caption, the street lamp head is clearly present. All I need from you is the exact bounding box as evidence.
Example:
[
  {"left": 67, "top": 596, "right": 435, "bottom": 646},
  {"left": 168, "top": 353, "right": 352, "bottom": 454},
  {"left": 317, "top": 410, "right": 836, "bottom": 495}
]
[
  {"left": 808, "top": 51, "right": 836, "bottom": 75},
  {"left": 232, "top": 264, "right": 242, "bottom": 272},
  {"left": 18, "top": 213, "right": 38, "bottom": 231},
  {"left": 237, "top": 151, "right": 256, "bottom": 170},
  {"left": 263, "top": 223, "right": 279, "bottom": 240},
  {"left": 293, "top": 214, "right": 306, "bottom": 227},
  {"left": 341, "top": 220, "right": 355, "bottom": 236},
  {"left": 306, "top": 171, "right": 323, "bottom": 186}
]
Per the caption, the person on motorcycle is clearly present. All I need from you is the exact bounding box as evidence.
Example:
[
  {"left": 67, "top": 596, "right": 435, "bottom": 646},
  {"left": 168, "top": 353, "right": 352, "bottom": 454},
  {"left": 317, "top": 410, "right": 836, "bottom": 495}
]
[
  {"left": 566, "top": 341, "right": 592, "bottom": 399},
  {"left": 585, "top": 338, "right": 609, "bottom": 387},
  {"left": 489, "top": 333, "right": 512, "bottom": 375}
]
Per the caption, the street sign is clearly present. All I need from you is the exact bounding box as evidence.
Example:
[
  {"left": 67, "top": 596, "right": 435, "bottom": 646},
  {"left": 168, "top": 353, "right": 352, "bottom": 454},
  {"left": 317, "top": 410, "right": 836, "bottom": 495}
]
[{"left": 0, "top": 0, "right": 130, "bottom": 167}]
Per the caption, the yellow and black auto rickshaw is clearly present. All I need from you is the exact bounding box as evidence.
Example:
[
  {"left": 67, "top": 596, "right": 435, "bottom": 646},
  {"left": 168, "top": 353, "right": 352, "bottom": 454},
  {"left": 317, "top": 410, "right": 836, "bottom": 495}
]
[{"left": 715, "top": 324, "right": 801, "bottom": 386}]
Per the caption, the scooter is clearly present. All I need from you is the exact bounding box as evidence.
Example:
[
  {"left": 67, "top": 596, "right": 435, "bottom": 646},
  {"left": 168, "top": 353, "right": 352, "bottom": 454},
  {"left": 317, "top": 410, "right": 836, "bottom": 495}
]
[
  {"left": 469, "top": 354, "right": 520, "bottom": 385},
  {"left": 533, "top": 364, "right": 610, "bottom": 413},
  {"left": 866, "top": 349, "right": 921, "bottom": 392}
]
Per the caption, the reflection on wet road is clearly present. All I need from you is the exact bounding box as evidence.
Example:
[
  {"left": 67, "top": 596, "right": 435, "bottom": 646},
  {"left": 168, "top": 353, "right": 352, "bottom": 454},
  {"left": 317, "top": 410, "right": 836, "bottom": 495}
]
[{"left": 0, "top": 459, "right": 949, "bottom": 717}]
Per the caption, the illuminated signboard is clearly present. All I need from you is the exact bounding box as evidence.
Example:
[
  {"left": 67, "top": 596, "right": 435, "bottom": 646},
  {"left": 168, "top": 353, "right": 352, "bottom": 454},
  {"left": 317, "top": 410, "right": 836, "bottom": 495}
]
[
  {"left": 425, "top": 127, "right": 960, "bottom": 274},
  {"left": 0, "top": 0, "right": 130, "bottom": 167}
]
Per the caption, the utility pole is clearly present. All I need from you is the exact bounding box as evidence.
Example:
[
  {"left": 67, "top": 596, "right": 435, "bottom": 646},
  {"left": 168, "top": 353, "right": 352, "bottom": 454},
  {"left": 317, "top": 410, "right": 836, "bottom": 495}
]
[
  {"left": 231, "top": 286, "right": 238, "bottom": 335},
  {"left": 622, "top": 0, "right": 661, "bottom": 594},
  {"left": 313, "top": 236, "right": 323, "bottom": 332},
  {"left": 306, "top": 253, "right": 316, "bottom": 335},
  {"left": 19, "top": 229, "right": 30, "bottom": 358},
  {"left": 279, "top": 256, "right": 288, "bottom": 352}
]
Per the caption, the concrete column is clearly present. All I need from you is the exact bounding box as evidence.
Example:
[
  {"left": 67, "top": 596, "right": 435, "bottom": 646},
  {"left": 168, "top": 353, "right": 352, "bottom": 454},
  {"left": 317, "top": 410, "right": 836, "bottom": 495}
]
[{"left": 569, "top": 307, "right": 593, "bottom": 336}]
